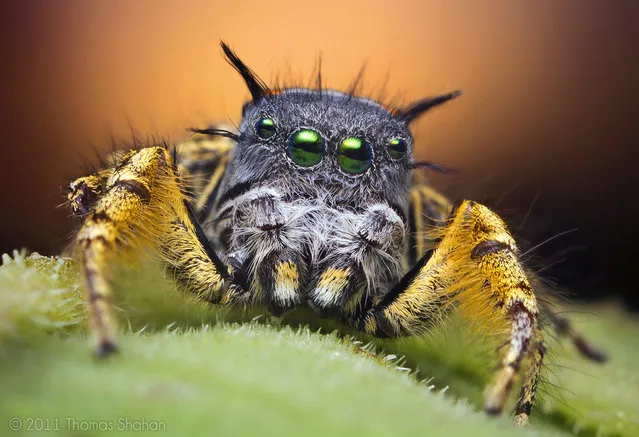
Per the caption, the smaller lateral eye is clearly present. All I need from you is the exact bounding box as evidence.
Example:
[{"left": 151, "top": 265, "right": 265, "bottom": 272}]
[
  {"left": 255, "top": 117, "right": 276, "bottom": 139},
  {"left": 387, "top": 138, "right": 408, "bottom": 159}
]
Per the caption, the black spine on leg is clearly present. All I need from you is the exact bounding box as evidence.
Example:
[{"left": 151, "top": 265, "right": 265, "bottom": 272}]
[
  {"left": 376, "top": 248, "right": 434, "bottom": 310},
  {"left": 183, "top": 199, "right": 229, "bottom": 279}
]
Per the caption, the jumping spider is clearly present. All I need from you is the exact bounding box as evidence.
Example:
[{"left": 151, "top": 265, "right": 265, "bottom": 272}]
[{"left": 68, "top": 42, "right": 606, "bottom": 425}]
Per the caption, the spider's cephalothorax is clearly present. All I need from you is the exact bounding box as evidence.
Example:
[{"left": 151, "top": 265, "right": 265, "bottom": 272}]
[
  {"left": 206, "top": 88, "right": 436, "bottom": 316},
  {"left": 68, "top": 41, "right": 607, "bottom": 426}
]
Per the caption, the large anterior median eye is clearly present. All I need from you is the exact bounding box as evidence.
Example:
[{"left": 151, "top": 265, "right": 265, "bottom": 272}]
[
  {"left": 255, "top": 117, "right": 276, "bottom": 139},
  {"left": 287, "top": 129, "right": 325, "bottom": 167},
  {"left": 387, "top": 138, "right": 408, "bottom": 159},
  {"left": 337, "top": 137, "right": 372, "bottom": 174}
]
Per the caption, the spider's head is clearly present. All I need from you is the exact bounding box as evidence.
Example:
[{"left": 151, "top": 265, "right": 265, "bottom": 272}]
[{"left": 211, "top": 42, "right": 461, "bottom": 209}]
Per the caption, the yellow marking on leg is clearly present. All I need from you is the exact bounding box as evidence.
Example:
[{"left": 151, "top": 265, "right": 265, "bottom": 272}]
[
  {"left": 177, "top": 135, "right": 234, "bottom": 195},
  {"left": 195, "top": 153, "right": 230, "bottom": 212},
  {"left": 73, "top": 146, "right": 237, "bottom": 356},
  {"left": 408, "top": 183, "right": 453, "bottom": 260},
  {"left": 417, "top": 185, "right": 452, "bottom": 215},
  {"left": 273, "top": 261, "right": 300, "bottom": 306},
  {"left": 81, "top": 237, "right": 118, "bottom": 355},
  {"left": 311, "top": 267, "right": 351, "bottom": 308},
  {"left": 513, "top": 339, "right": 546, "bottom": 425},
  {"left": 445, "top": 202, "right": 539, "bottom": 415},
  {"left": 362, "top": 313, "right": 378, "bottom": 335},
  {"left": 381, "top": 267, "right": 448, "bottom": 337},
  {"left": 484, "top": 365, "right": 516, "bottom": 415},
  {"left": 177, "top": 136, "right": 234, "bottom": 164},
  {"left": 364, "top": 199, "right": 542, "bottom": 416},
  {"left": 77, "top": 180, "right": 149, "bottom": 355}
]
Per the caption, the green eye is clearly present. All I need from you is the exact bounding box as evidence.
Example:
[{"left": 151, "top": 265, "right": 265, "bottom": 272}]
[
  {"left": 337, "top": 137, "right": 372, "bottom": 174},
  {"left": 287, "top": 129, "right": 325, "bottom": 167},
  {"left": 387, "top": 138, "right": 408, "bottom": 159},
  {"left": 255, "top": 117, "right": 276, "bottom": 139}
]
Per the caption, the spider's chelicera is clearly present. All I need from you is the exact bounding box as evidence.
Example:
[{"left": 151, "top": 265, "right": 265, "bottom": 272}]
[{"left": 67, "top": 41, "right": 607, "bottom": 426}]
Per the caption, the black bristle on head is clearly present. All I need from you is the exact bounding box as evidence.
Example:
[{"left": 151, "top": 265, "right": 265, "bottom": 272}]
[
  {"left": 398, "top": 90, "right": 463, "bottom": 124},
  {"left": 409, "top": 161, "right": 455, "bottom": 174},
  {"left": 346, "top": 63, "right": 368, "bottom": 97},
  {"left": 309, "top": 53, "right": 323, "bottom": 92},
  {"left": 190, "top": 127, "right": 239, "bottom": 142},
  {"left": 220, "top": 41, "right": 270, "bottom": 102}
]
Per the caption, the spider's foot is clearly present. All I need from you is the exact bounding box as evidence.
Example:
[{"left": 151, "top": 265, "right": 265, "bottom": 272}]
[
  {"left": 574, "top": 336, "right": 609, "bottom": 363},
  {"left": 513, "top": 413, "right": 530, "bottom": 427},
  {"left": 483, "top": 365, "right": 515, "bottom": 416},
  {"left": 552, "top": 313, "right": 609, "bottom": 363},
  {"left": 94, "top": 337, "right": 119, "bottom": 359}
]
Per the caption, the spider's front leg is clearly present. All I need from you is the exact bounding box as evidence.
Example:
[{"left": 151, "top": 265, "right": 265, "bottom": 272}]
[
  {"left": 70, "top": 146, "right": 244, "bottom": 357},
  {"left": 356, "top": 200, "right": 544, "bottom": 425}
]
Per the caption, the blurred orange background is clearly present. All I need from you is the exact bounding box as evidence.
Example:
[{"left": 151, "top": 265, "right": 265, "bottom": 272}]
[{"left": 1, "top": 1, "right": 637, "bottom": 303}]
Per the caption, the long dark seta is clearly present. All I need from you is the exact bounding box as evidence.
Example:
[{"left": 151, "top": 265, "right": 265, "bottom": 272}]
[
  {"left": 190, "top": 127, "right": 239, "bottom": 142},
  {"left": 409, "top": 161, "right": 455, "bottom": 174},
  {"left": 399, "top": 90, "right": 463, "bottom": 124},
  {"left": 346, "top": 63, "right": 368, "bottom": 98},
  {"left": 221, "top": 41, "right": 270, "bottom": 102},
  {"left": 304, "top": 52, "right": 324, "bottom": 93}
]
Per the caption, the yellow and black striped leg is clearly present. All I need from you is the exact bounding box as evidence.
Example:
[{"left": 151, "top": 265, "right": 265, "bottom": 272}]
[
  {"left": 407, "top": 181, "right": 452, "bottom": 262},
  {"left": 513, "top": 339, "right": 546, "bottom": 426},
  {"left": 358, "top": 200, "right": 544, "bottom": 423},
  {"left": 73, "top": 146, "right": 241, "bottom": 357},
  {"left": 175, "top": 129, "right": 235, "bottom": 221}
]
